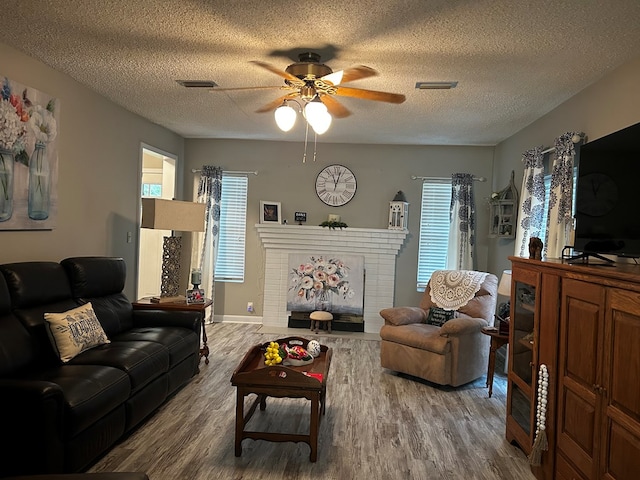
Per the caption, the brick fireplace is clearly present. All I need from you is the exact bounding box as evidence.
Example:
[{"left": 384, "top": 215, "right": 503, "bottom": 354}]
[{"left": 256, "top": 224, "right": 408, "bottom": 333}]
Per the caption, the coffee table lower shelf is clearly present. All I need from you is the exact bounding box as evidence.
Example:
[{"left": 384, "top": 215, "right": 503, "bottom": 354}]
[{"left": 231, "top": 337, "right": 332, "bottom": 462}]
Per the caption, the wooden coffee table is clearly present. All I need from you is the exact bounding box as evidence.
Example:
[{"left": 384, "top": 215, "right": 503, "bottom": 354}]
[{"left": 230, "top": 337, "right": 332, "bottom": 462}]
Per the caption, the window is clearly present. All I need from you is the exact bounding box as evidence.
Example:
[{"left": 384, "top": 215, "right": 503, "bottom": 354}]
[
  {"left": 417, "top": 180, "right": 451, "bottom": 291},
  {"left": 214, "top": 174, "right": 248, "bottom": 282},
  {"left": 142, "top": 183, "right": 162, "bottom": 197}
]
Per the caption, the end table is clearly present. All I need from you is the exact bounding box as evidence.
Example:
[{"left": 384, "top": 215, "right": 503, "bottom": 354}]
[
  {"left": 132, "top": 297, "right": 213, "bottom": 364},
  {"left": 481, "top": 326, "right": 509, "bottom": 397}
]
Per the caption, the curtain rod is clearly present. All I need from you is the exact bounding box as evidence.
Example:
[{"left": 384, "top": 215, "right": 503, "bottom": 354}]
[
  {"left": 191, "top": 169, "right": 258, "bottom": 175},
  {"left": 411, "top": 175, "right": 487, "bottom": 182},
  {"left": 541, "top": 133, "right": 584, "bottom": 155}
]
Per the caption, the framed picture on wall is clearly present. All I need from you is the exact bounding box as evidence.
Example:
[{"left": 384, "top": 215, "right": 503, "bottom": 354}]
[{"left": 260, "top": 201, "right": 281, "bottom": 224}]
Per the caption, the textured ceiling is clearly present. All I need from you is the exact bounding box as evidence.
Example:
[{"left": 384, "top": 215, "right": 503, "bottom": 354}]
[{"left": 1, "top": 0, "right": 640, "bottom": 146}]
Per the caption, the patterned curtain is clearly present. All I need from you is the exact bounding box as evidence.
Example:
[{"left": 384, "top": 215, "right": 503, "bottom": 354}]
[
  {"left": 194, "top": 166, "right": 222, "bottom": 323},
  {"left": 447, "top": 173, "right": 476, "bottom": 270},
  {"left": 545, "top": 132, "right": 578, "bottom": 258},
  {"left": 514, "top": 147, "right": 545, "bottom": 257}
]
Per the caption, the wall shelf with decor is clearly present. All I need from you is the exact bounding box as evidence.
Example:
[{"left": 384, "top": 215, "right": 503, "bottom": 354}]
[{"left": 489, "top": 170, "right": 518, "bottom": 238}]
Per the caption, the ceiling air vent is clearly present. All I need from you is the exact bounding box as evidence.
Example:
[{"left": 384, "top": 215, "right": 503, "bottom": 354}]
[
  {"left": 176, "top": 80, "right": 218, "bottom": 88},
  {"left": 415, "top": 81, "right": 458, "bottom": 90}
]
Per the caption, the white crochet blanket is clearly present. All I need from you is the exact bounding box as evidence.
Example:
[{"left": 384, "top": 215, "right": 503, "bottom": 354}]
[{"left": 429, "top": 270, "right": 489, "bottom": 310}]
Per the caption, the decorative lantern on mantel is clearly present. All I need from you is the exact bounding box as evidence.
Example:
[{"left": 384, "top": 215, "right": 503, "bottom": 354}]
[{"left": 389, "top": 191, "right": 409, "bottom": 230}]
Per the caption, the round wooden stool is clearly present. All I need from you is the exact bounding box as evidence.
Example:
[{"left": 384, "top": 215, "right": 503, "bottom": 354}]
[{"left": 309, "top": 310, "right": 333, "bottom": 333}]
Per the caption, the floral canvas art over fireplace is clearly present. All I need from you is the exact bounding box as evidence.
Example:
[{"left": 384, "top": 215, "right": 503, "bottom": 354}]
[{"left": 287, "top": 253, "right": 365, "bottom": 314}]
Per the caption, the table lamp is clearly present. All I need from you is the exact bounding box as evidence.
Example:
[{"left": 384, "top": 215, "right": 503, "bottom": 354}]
[{"left": 141, "top": 198, "right": 205, "bottom": 297}]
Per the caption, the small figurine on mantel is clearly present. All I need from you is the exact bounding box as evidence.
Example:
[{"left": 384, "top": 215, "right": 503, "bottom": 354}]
[{"left": 529, "top": 237, "right": 543, "bottom": 260}]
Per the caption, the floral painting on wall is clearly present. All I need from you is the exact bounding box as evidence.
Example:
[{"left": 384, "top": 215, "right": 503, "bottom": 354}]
[
  {"left": 0, "top": 76, "right": 59, "bottom": 230},
  {"left": 287, "top": 253, "right": 365, "bottom": 315}
]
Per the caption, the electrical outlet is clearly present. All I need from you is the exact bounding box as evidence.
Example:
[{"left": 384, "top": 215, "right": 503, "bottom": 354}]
[{"left": 247, "top": 302, "right": 254, "bottom": 313}]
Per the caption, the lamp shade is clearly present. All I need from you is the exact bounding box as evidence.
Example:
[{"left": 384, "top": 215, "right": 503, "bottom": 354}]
[
  {"left": 274, "top": 104, "right": 297, "bottom": 132},
  {"left": 497, "top": 269, "right": 512, "bottom": 297},
  {"left": 141, "top": 198, "right": 205, "bottom": 232},
  {"left": 304, "top": 100, "right": 332, "bottom": 134},
  {"left": 310, "top": 110, "right": 332, "bottom": 134}
]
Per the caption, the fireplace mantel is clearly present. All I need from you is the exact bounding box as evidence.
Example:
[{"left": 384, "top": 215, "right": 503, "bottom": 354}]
[{"left": 256, "top": 224, "right": 408, "bottom": 333}]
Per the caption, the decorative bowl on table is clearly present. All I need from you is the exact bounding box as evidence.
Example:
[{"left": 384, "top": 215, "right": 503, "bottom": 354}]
[{"left": 263, "top": 338, "right": 315, "bottom": 366}]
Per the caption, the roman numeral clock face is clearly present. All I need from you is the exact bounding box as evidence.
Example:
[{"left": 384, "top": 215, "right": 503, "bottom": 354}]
[{"left": 315, "top": 164, "right": 357, "bottom": 207}]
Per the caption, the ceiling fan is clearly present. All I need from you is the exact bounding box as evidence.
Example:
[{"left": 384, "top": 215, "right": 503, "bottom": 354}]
[{"left": 210, "top": 52, "right": 406, "bottom": 120}]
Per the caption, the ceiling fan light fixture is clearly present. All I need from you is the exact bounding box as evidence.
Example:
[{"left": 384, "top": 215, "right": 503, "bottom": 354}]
[
  {"left": 304, "top": 99, "right": 331, "bottom": 134},
  {"left": 310, "top": 110, "right": 332, "bottom": 135},
  {"left": 274, "top": 103, "right": 297, "bottom": 132}
]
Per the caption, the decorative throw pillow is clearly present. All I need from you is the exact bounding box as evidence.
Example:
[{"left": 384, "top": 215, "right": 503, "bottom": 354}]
[
  {"left": 426, "top": 306, "right": 456, "bottom": 327},
  {"left": 44, "top": 302, "right": 110, "bottom": 362}
]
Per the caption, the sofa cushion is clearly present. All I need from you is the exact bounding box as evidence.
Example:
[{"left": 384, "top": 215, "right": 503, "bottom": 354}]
[
  {"left": 62, "top": 257, "right": 134, "bottom": 335},
  {"left": 78, "top": 294, "right": 133, "bottom": 338},
  {"left": 114, "top": 327, "right": 198, "bottom": 368},
  {"left": 0, "top": 313, "right": 34, "bottom": 375},
  {"left": 1, "top": 262, "right": 79, "bottom": 367},
  {"left": 379, "top": 323, "right": 450, "bottom": 354},
  {"left": 44, "top": 303, "right": 111, "bottom": 363},
  {"left": 0, "top": 262, "right": 73, "bottom": 308},
  {"left": 379, "top": 307, "right": 427, "bottom": 326},
  {"left": 61, "top": 257, "right": 126, "bottom": 299},
  {"left": 0, "top": 274, "right": 36, "bottom": 376},
  {"left": 425, "top": 306, "right": 455, "bottom": 327},
  {"left": 30, "top": 364, "right": 130, "bottom": 437},
  {"left": 68, "top": 341, "right": 169, "bottom": 394}
]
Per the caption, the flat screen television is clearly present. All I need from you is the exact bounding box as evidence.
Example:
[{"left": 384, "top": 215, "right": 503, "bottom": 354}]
[{"left": 573, "top": 121, "right": 640, "bottom": 261}]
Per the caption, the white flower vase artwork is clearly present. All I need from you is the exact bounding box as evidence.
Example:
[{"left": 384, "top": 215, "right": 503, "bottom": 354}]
[
  {"left": 0, "top": 148, "right": 14, "bottom": 221},
  {"left": 314, "top": 288, "right": 332, "bottom": 312},
  {"left": 28, "top": 142, "right": 50, "bottom": 220}
]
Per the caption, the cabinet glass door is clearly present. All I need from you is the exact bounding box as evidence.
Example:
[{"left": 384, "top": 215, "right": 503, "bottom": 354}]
[
  {"left": 512, "top": 280, "right": 535, "bottom": 387},
  {"left": 507, "top": 268, "right": 539, "bottom": 451}
]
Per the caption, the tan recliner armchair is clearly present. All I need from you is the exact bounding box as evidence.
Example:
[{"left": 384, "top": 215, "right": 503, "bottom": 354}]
[{"left": 379, "top": 270, "right": 498, "bottom": 387}]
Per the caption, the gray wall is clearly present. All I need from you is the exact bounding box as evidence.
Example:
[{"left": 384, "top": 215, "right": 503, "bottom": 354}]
[
  {"left": 4, "top": 37, "right": 639, "bottom": 314},
  {"left": 0, "top": 43, "right": 184, "bottom": 298},
  {"left": 184, "top": 140, "right": 494, "bottom": 316},
  {"left": 489, "top": 56, "right": 640, "bottom": 276}
]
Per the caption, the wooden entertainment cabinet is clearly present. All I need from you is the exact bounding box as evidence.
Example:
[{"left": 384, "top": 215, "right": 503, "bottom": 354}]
[{"left": 507, "top": 256, "right": 640, "bottom": 480}]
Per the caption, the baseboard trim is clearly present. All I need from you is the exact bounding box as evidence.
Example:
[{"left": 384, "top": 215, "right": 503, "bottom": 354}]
[{"left": 212, "top": 314, "right": 263, "bottom": 324}]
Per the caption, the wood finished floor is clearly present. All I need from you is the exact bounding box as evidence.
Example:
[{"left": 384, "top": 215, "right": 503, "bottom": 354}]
[{"left": 89, "top": 323, "right": 535, "bottom": 480}]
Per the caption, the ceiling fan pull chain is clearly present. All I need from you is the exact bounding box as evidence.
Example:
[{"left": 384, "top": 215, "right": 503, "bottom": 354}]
[
  {"left": 302, "top": 119, "right": 309, "bottom": 163},
  {"left": 313, "top": 132, "right": 318, "bottom": 162}
]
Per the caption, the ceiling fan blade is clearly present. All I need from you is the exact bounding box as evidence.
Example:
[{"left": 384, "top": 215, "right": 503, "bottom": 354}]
[
  {"left": 255, "top": 93, "right": 299, "bottom": 113},
  {"left": 334, "top": 86, "right": 406, "bottom": 104},
  {"left": 319, "top": 95, "right": 351, "bottom": 118},
  {"left": 250, "top": 60, "right": 301, "bottom": 83},
  {"left": 210, "top": 85, "right": 286, "bottom": 92},
  {"left": 337, "top": 65, "right": 378, "bottom": 84}
]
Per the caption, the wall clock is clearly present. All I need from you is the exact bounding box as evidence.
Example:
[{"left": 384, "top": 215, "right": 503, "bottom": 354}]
[{"left": 315, "top": 164, "right": 357, "bottom": 207}]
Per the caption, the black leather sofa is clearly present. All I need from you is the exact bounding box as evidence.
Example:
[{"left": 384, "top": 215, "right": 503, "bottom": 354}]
[{"left": 0, "top": 257, "right": 201, "bottom": 478}]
